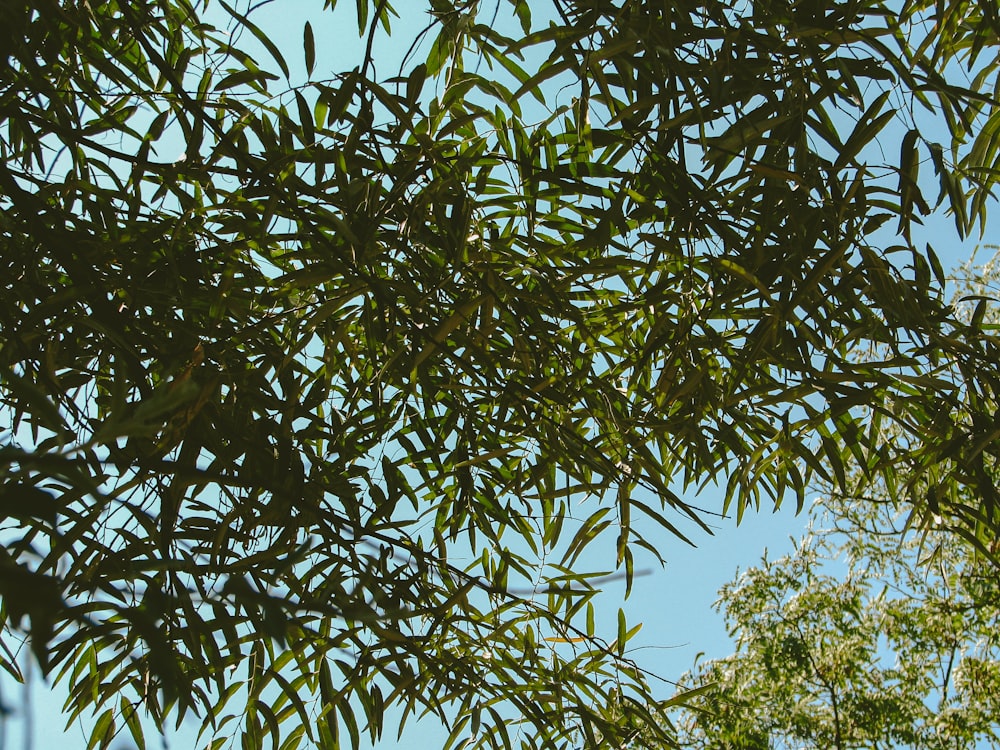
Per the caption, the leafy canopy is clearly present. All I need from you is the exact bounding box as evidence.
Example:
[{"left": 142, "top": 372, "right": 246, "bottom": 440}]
[{"left": 1, "top": 0, "right": 1000, "bottom": 748}]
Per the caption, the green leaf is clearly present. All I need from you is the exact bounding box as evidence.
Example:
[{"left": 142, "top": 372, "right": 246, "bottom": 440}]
[
  {"left": 121, "top": 697, "right": 146, "bottom": 750},
  {"left": 355, "top": 0, "right": 368, "bottom": 36},
  {"left": 513, "top": 1, "right": 531, "bottom": 34},
  {"left": 303, "top": 21, "right": 316, "bottom": 77},
  {"left": 406, "top": 63, "right": 427, "bottom": 106},
  {"left": 214, "top": 69, "right": 279, "bottom": 92},
  {"left": 86, "top": 709, "right": 114, "bottom": 750},
  {"left": 295, "top": 90, "right": 315, "bottom": 146}
]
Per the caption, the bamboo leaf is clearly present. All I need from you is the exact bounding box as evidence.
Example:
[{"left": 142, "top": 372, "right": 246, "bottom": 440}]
[{"left": 303, "top": 21, "right": 316, "bottom": 77}]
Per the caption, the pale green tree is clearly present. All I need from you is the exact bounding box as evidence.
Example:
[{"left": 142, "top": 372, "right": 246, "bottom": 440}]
[{"left": 674, "top": 499, "right": 1000, "bottom": 749}]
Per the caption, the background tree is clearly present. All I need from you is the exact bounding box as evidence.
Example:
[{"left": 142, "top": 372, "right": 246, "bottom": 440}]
[
  {"left": 671, "top": 465, "right": 1000, "bottom": 749},
  {"left": 1, "top": 1, "right": 1000, "bottom": 748}
]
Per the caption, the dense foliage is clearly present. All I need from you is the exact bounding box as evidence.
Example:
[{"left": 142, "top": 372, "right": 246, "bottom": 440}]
[{"left": 1, "top": 0, "right": 999, "bottom": 748}]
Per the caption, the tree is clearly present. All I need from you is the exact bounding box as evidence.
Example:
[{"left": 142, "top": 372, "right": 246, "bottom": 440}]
[
  {"left": 1, "top": 1, "right": 1000, "bottom": 748},
  {"left": 672, "top": 447, "right": 1000, "bottom": 748},
  {"left": 671, "top": 498, "right": 1000, "bottom": 749}
]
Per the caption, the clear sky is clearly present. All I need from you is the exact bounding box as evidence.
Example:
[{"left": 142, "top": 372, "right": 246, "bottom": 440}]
[{"left": 1, "top": 1, "right": 991, "bottom": 748}]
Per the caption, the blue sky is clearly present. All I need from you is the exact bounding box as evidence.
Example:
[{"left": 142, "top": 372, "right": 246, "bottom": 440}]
[{"left": 1, "top": 1, "right": 992, "bottom": 748}]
